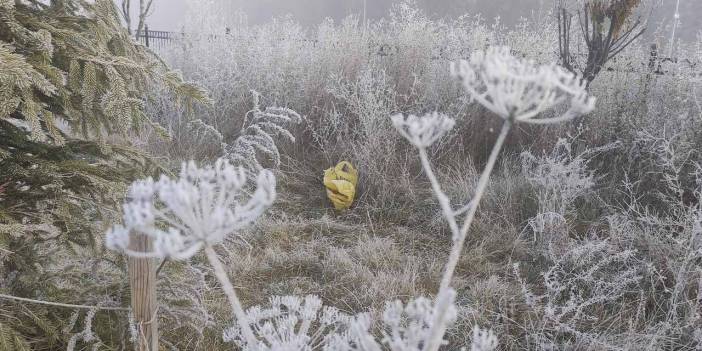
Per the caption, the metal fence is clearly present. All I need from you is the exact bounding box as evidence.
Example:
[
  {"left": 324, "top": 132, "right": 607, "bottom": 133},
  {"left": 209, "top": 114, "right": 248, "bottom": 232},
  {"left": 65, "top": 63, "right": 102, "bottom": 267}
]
[
  {"left": 136, "top": 29, "right": 699, "bottom": 77},
  {"left": 136, "top": 26, "right": 183, "bottom": 50}
]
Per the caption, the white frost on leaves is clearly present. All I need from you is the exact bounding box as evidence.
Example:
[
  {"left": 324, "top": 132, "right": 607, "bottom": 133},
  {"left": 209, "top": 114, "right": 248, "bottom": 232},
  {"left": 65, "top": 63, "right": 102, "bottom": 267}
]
[
  {"left": 106, "top": 158, "right": 276, "bottom": 259},
  {"left": 451, "top": 46, "right": 595, "bottom": 124},
  {"left": 390, "top": 112, "right": 455, "bottom": 149}
]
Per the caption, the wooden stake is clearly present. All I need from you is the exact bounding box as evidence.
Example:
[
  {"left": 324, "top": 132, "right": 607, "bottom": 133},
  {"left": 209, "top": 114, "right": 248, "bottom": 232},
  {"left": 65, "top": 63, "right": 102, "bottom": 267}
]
[{"left": 128, "top": 234, "right": 158, "bottom": 350}]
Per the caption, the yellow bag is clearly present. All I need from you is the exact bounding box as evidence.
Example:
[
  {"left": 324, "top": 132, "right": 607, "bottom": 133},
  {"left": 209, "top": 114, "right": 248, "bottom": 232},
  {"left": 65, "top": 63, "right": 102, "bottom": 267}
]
[{"left": 323, "top": 161, "right": 358, "bottom": 210}]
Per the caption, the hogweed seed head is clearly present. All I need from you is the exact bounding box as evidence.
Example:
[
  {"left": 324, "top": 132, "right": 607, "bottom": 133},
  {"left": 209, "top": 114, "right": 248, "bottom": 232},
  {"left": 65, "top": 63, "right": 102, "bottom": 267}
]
[
  {"left": 223, "top": 295, "right": 353, "bottom": 350},
  {"left": 451, "top": 46, "right": 595, "bottom": 124},
  {"left": 106, "top": 158, "right": 276, "bottom": 259},
  {"left": 237, "top": 291, "right": 463, "bottom": 351},
  {"left": 381, "top": 289, "right": 457, "bottom": 351},
  {"left": 391, "top": 112, "right": 456, "bottom": 149}
]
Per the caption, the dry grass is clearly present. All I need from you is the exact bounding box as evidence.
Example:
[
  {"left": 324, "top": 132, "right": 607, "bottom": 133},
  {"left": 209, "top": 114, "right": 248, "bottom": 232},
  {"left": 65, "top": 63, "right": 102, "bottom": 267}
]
[{"left": 132, "top": 3, "right": 702, "bottom": 349}]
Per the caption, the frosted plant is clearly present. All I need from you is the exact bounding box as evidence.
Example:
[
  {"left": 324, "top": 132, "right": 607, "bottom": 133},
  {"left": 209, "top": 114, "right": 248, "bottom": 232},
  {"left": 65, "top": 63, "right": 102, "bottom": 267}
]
[
  {"left": 222, "top": 295, "right": 353, "bottom": 351},
  {"left": 107, "top": 157, "right": 276, "bottom": 347},
  {"left": 391, "top": 113, "right": 460, "bottom": 240},
  {"left": 158, "top": 263, "right": 213, "bottom": 343},
  {"left": 379, "top": 290, "right": 457, "bottom": 351},
  {"left": 390, "top": 113, "right": 456, "bottom": 149},
  {"left": 520, "top": 137, "right": 598, "bottom": 215},
  {"left": 520, "top": 137, "right": 619, "bottom": 256},
  {"left": 189, "top": 118, "right": 224, "bottom": 143},
  {"left": 318, "top": 290, "right": 458, "bottom": 351},
  {"left": 390, "top": 48, "right": 597, "bottom": 286},
  {"left": 391, "top": 47, "right": 595, "bottom": 351},
  {"left": 220, "top": 291, "right": 459, "bottom": 351},
  {"left": 147, "top": 89, "right": 301, "bottom": 171},
  {"left": 183, "top": 118, "right": 228, "bottom": 160},
  {"left": 225, "top": 91, "right": 302, "bottom": 172},
  {"left": 522, "top": 212, "right": 570, "bottom": 256},
  {"left": 451, "top": 46, "right": 595, "bottom": 124},
  {"left": 513, "top": 239, "right": 641, "bottom": 348},
  {"left": 608, "top": 135, "right": 702, "bottom": 346},
  {"left": 106, "top": 157, "right": 275, "bottom": 259}
]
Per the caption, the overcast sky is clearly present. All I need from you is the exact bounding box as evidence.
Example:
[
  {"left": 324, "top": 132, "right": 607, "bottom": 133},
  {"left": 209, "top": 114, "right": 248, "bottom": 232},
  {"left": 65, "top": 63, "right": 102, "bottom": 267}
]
[{"left": 123, "top": 0, "right": 700, "bottom": 42}]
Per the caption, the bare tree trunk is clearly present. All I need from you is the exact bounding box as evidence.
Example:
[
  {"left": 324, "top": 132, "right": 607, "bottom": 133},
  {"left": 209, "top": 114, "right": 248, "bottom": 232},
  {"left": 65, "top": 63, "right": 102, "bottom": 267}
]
[
  {"left": 134, "top": 0, "right": 155, "bottom": 41},
  {"left": 128, "top": 234, "right": 158, "bottom": 351},
  {"left": 121, "top": 0, "right": 132, "bottom": 35},
  {"left": 121, "top": 0, "right": 154, "bottom": 40}
]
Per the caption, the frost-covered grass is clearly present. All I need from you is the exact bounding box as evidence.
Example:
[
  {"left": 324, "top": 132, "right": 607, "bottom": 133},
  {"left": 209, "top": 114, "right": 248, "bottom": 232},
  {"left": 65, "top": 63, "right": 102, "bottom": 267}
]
[{"left": 117, "top": 2, "right": 702, "bottom": 350}]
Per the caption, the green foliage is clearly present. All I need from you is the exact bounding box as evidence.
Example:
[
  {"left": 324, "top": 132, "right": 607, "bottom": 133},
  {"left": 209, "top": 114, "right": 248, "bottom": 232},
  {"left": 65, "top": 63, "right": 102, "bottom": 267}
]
[
  {"left": 0, "top": 120, "right": 163, "bottom": 348},
  {"left": 0, "top": 1, "right": 212, "bottom": 347},
  {"left": 0, "top": 322, "right": 31, "bottom": 351},
  {"left": 0, "top": 0, "right": 210, "bottom": 144}
]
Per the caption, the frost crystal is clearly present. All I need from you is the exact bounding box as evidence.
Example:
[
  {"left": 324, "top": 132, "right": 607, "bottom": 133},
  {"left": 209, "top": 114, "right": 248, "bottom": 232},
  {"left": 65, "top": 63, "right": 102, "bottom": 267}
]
[
  {"left": 391, "top": 112, "right": 456, "bottom": 148},
  {"left": 106, "top": 158, "right": 276, "bottom": 259},
  {"left": 451, "top": 46, "right": 595, "bottom": 124}
]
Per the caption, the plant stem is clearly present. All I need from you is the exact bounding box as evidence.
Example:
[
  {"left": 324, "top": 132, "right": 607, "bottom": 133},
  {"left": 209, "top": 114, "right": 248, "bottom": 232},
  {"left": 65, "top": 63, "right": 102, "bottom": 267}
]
[
  {"left": 440, "top": 120, "right": 511, "bottom": 294},
  {"left": 418, "top": 149, "right": 460, "bottom": 236},
  {"left": 204, "top": 245, "right": 258, "bottom": 346},
  {"left": 155, "top": 258, "right": 168, "bottom": 277},
  {"left": 423, "top": 120, "right": 511, "bottom": 351}
]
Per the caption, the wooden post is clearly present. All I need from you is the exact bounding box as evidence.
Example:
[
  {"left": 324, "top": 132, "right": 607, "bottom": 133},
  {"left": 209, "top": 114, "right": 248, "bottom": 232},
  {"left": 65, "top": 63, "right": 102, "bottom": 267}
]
[{"left": 128, "top": 234, "right": 158, "bottom": 350}]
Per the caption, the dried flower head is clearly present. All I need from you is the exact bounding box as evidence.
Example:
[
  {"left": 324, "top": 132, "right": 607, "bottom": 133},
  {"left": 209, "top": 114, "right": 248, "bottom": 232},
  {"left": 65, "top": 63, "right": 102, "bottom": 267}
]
[
  {"left": 391, "top": 112, "right": 456, "bottom": 148},
  {"left": 380, "top": 290, "right": 457, "bottom": 351},
  {"left": 327, "top": 290, "right": 458, "bottom": 351},
  {"left": 106, "top": 158, "right": 276, "bottom": 259},
  {"left": 222, "top": 291, "right": 463, "bottom": 351},
  {"left": 451, "top": 46, "right": 595, "bottom": 124},
  {"left": 223, "top": 295, "right": 353, "bottom": 351}
]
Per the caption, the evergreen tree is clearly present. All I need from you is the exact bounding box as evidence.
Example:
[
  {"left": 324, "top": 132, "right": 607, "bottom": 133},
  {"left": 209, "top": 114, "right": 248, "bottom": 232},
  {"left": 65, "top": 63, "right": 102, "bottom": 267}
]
[
  {"left": 0, "top": 0, "right": 209, "bottom": 144},
  {"left": 0, "top": 0, "right": 210, "bottom": 348}
]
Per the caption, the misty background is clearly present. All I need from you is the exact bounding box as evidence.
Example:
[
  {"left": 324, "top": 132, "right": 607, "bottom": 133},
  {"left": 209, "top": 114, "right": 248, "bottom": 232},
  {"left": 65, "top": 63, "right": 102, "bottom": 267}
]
[{"left": 123, "top": 0, "right": 700, "bottom": 43}]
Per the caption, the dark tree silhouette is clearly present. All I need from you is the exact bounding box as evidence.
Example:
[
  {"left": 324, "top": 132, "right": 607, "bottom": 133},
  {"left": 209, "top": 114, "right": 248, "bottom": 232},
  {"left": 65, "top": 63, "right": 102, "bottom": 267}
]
[{"left": 557, "top": 0, "right": 646, "bottom": 86}]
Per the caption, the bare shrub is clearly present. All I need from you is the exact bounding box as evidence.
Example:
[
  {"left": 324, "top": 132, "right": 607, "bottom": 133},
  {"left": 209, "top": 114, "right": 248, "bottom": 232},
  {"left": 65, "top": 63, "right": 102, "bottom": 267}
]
[{"left": 514, "top": 239, "right": 641, "bottom": 350}]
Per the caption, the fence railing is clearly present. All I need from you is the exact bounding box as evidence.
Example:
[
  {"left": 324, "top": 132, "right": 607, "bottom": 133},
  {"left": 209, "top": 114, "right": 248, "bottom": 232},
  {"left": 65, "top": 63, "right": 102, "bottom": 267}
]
[
  {"left": 136, "top": 28, "right": 700, "bottom": 77},
  {"left": 136, "top": 26, "right": 183, "bottom": 50}
]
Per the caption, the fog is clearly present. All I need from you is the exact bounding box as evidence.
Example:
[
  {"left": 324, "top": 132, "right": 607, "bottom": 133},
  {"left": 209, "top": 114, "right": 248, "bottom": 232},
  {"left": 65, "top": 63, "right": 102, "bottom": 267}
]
[{"left": 130, "top": 0, "right": 699, "bottom": 42}]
